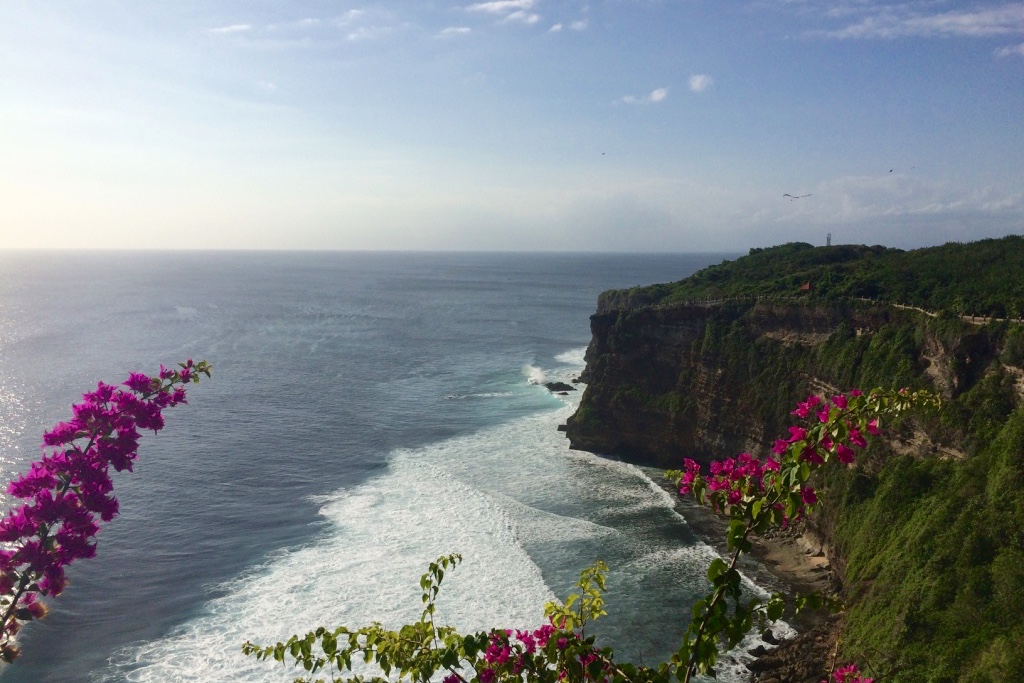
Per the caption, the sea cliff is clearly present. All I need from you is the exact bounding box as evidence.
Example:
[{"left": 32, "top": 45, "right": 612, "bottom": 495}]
[
  {"left": 563, "top": 238, "right": 1024, "bottom": 683},
  {"left": 566, "top": 299, "right": 917, "bottom": 467}
]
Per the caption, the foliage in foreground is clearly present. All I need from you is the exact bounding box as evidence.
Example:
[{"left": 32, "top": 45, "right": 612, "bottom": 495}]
[
  {"left": 245, "top": 388, "right": 934, "bottom": 683},
  {"left": 0, "top": 360, "right": 210, "bottom": 661}
]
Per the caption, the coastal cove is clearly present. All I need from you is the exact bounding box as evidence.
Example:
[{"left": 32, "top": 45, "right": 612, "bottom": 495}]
[
  {"left": 0, "top": 250, "right": 780, "bottom": 683},
  {"left": 5, "top": 241, "right": 1023, "bottom": 683}
]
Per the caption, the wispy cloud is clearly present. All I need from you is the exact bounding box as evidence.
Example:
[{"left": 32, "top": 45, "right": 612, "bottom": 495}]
[
  {"left": 617, "top": 87, "right": 669, "bottom": 105},
  {"left": 204, "top": 10, "right": 409, "bottom": 48},
  {"left": 541, "top": 15, "right": 585, "bottom": 32},
  {"left": 208, "top": 24, "right": 252, "bottom": 35},
  {"left": 688, "top": 74, "right": 713, "bottom": 92},
  {"left": 996, "top": 41, "right": 1024, "bottom": 56},
  {"left": 439, "top": 26, "right": 473, "bottom": 36},
  {"left": 765, "top": 175, "right": 1024, "bottom": 229},
  {"left": 502, "top": 10, "right": 540, "bottom": 24},
  {"left": 466, "top": 0, "right": 536, "bottom": 13},
  {"left": 819, "top": 3, "right": 1024, "bottom": 39},
  {"left": 466, "top": 0, "right": 540, "bottom": 25},
  {"left": 346, "top": 24, "right": 407, "bottom": 41}
]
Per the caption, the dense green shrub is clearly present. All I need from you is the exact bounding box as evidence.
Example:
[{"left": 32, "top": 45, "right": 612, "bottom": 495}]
[{"left": 627, "top": 236, "right": 1024, "bottom": 318}]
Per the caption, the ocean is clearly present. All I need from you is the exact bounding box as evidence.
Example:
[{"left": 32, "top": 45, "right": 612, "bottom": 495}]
[{"left": 0, "top": 251, "right": 780, "bottom": 683}]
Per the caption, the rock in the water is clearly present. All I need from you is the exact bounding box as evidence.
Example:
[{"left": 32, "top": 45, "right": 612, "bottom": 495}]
[{"left": 544, "top": 382, "right": 576, "bottom": 392}]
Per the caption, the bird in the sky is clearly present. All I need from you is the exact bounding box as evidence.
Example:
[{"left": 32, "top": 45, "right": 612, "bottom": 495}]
[{"left": 783, "top": 193, "right": 812, "bottom": 200}]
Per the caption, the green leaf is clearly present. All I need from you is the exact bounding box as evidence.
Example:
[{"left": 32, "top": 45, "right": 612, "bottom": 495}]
[
  {"left": 726, "top": 519, "right": 747, "bottom": 550},
  {"left": 707, "top": 558, "right": 729, "bottom": 582}
]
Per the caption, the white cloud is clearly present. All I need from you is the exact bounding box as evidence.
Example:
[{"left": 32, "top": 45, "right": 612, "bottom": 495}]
[
  {"left": 549, "top": 22, "right": 564, "bottom": 32},
  {"left": 439, "top": 26, "right": 473, "bottom": 36},
  {"left": 761, "top": 175, "right": 1024, "bottom": 233},
  {"left": 208, "top": 24, "right": 252, "bottom": 35},
  {"left": 570, "top": 19, "right": 588, "bottom": 31},
  {"left": 466, "top": 0, "right": 536, "bottom": 14},
  {"left": 820, "top": 3, "right": 1024, "bottom": 39},
  {"left": 688, "top": 74, "right": 713, "bottom": 92},
  {"left": 502, "top": 10, "right": 540, "bottom": 24},
  {"left": 466, "top": 0, "right": 540, "bottom": 25},
  {"left": 257, "top": 81, "right": 278, "bottom": 92},
  {"left": 996, "top": 41, "right": 1024, "bottom": 57},
  {"left": 616, "top": 88, "right": 669, "bottom": 105}
]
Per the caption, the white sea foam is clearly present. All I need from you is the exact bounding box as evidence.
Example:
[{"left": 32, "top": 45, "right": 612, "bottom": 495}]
[
  {"left": 445, "top": 391, "right": 517, "bottom": 400},
  {"left": 106, "top": 351, "right": 782, "bottom": 683},
  {"left": 554, "top": 347, "right": 587, "bottom": 366},
  {"left": 105, "top": 450, "right": 557, "bottom": 682},
  {"left": 523, "top": 364, "right": 547, "bottom": 385}
]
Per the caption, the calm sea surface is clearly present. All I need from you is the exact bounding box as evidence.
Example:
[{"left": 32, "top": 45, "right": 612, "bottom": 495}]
[{"left": 0, "top": 251, "right": 778, "bottom": 683}]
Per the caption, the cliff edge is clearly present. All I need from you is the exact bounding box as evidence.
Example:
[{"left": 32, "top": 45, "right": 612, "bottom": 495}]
[{"left": 563, "top": 238, "right": 1024, "bottom": 683}]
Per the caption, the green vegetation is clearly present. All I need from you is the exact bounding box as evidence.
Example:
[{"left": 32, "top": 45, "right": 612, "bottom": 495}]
[
  {"left": 693, "top": 318, "right": 1024, "bottom": 681},
  {"left": 588, "top": 236, "right": 1024, "bottom": 682},
  {"left": 819, "top": 403, "right": 1024, "bottom": 683},
  {"left": 605, "top": 236, "right": 1024, "bottom": 318}
]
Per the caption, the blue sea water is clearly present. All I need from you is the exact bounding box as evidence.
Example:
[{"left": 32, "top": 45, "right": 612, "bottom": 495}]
[{"left": 0, "top": 251, "right": 779, "bottom": 683}]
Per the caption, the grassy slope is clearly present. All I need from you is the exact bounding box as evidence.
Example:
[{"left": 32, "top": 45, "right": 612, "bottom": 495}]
[{"left": 611, "top": 237, "right": 1024, "bottom": 682}]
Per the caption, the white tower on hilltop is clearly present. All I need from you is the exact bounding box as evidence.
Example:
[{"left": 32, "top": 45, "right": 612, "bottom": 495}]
[{"left": 827, "top": 233, "right": 832, "bottom": 247}]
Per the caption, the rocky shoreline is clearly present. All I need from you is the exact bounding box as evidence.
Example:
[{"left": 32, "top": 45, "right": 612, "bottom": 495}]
[{"left": 648, "top": 469, "right": 841, "bottom": 683}]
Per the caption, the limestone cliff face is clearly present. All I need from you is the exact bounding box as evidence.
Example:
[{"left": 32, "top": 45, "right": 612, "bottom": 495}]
[{"left": 565, "top": 299, "right": 925, "bottom": 468}]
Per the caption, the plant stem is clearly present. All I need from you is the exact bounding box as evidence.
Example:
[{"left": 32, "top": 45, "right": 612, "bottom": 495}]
[{"left": 681, "top": 500, "right": 775, "bottom": 683}]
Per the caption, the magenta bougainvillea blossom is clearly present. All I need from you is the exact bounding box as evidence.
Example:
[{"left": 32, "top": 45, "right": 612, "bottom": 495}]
[
  {"left": 681, "top": 390, "right": 888, "bottom": 524},
  {"left": 667, "top": 386, "right": 937, "bottom": 682},
  {"left": 0, "top": 359, "right": 209, "bottom": 661},
  {"left": 824, "top": 663, "right": 874, "bottom": 683}
]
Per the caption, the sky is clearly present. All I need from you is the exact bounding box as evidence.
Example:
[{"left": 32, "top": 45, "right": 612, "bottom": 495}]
[{"left": 1, "top": 1, "right": 1023, "bottom": 252}]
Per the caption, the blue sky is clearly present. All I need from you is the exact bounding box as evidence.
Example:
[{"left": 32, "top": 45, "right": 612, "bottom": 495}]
[{"left": 1, "top": 1, "right": 1022, "bottom": 251}]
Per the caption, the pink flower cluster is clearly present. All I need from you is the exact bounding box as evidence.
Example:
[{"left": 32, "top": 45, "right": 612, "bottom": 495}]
[
  {"left": 822, "top": 663, "right": 873, "bottom": 683},
  {"left": 0, "top": 360, "right": 206, "bottom": 661},
  {"left": 773, "top": 393, "right": 878, "bottom": 466},
  {"left": 452, "top": 621, "right": 610, "bottom": 683},
  {"left": 677, "top": 453, "right": 781, "bottom": 506},
  {"left": 452, "top": 624, "right": 557, "bottom": 682},
  {"left": 677, "top": 390, "right": 886, "bottom": 523}
]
